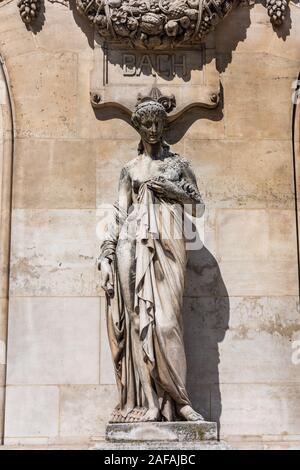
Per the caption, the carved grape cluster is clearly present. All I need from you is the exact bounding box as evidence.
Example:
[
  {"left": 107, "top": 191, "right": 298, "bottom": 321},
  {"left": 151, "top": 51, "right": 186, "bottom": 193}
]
[
  {"left": 198, "top": 12, "right": 212, "bottom": 39},
  {"left": 17, "top": 0, "right": 40, "bottom": 24},
  {"left": 266, "top": 0, "right": 288, "bottom": 26}
]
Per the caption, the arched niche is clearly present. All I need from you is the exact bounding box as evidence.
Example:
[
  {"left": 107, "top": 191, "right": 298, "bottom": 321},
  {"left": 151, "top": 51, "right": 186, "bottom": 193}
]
[
  {"left": 293, "top": 75, "right": 300, "bottom": 298},
  {"left": 0, "top": 55, "right": 14, "bottom": 444}
]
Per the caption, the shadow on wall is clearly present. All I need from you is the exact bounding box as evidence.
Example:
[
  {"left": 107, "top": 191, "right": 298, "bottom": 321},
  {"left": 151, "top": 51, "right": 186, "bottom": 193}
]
[
  {"left": 69, "top": 0, "right": 94, "bottom": 48},
  {"left": 183, "top": 244, "right": 229, "bottom": 439},
  {"left": 215, "top": 1, "right": 294, "bottom": 73},
  {"left": 165, "top": 85, "right": 224, "bottom": 145}
]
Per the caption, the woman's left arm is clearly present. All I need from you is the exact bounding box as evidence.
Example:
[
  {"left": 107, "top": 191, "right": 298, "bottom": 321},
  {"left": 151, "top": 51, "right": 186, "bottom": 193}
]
[
  {"left": 180, "top": 165, "right": 205, "bottom": 217},
  {"left": 149, "top": 164, "right": 205, "bottom": 217}
]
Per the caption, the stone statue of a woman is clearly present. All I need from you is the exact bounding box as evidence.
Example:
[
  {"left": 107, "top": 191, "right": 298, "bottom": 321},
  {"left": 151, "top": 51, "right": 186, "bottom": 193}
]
[{"left": 98, "top": 99, "right": 205, "bottom": 423}]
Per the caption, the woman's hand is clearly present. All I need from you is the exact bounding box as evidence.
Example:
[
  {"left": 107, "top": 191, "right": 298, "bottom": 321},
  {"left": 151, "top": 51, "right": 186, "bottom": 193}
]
[
  {"left": 98, "top": 258, "right": 114, "bottom": 298},
  {"left": 148, "top": 177, "right": 181, "bottom": 200},
  {"left": 148, "top": 176, "right": 204, "bottom": 216}
]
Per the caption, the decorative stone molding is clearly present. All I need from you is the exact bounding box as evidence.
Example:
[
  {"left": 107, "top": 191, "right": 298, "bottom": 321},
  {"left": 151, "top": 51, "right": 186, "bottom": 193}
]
[
  {"left": 15, "top": 0, "right": 291, "bottom": 32},
  {"left": 76, "top": 0, "right": 237, "bottom": 49},
  {"left": 89, "top": 39, "right": 220, "bottom": 118},
  {"left": 136, "top": 86, "right": 176, "bottom": 113},
  {"left": 17, "top": 0, "right": 41, "bottom": 24}
]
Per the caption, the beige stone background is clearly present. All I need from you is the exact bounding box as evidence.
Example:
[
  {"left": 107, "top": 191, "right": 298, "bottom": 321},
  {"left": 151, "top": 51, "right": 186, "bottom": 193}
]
[{"left": 0, "top": 0, "right": 300, "bottom": 449}]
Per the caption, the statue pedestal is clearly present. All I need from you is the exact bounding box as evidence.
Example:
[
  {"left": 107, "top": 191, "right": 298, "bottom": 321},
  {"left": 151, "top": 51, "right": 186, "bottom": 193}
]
[
  {"left": 91, "top": 421, "right": 231, "bottom": 450},
  {"left": 106, "top": 421, "right": 217, "bottom": 442}
]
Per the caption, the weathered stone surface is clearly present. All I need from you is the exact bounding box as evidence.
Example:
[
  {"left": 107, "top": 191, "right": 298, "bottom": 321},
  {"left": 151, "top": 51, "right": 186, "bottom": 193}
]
[
  {"left": 4, "top": 386, "right": 59, "bottom": 440},
  {"left": 215, "top": 209, "right": 298, "bottom": 296},
  {"left": 13, "top": 139, "right": 96, "bottom": 209},
  {"left": 184, "top": 113, "right": 225, "bottom": 141},
  {"left": 106, "top": 421, "right": 217, "bottom": 443},
  {"left": 216, "top": 209, "right": 296, "bottom": 262},
  {"left": 184, "top": 207, "right": 299, "bottom": 298},
  {"left": 35, "top": 3, "right": 93, "bottom": 53},
  {"left": 212, "top": 384, "right": 300, "bottom": 437},
  {"left": 219, "top": 261, "right": 298, "bottom": 297},
  {"left": 95, "top": 138, "right": 138, "bottom": 207},
  {"left": 6, "top": 297, "right": 100, "bottom": 385},
  {"left": 7, "top": 52, "right": 78, "bottom": 139},
  {"left": 9, "top": 209, "right": 102, "bottom": 297},
  {"left": 222, "top": 53, "right": 298, "bottom": 140},
  {"left": 59, "top": 385, "right": 118, "bottom": 438},
  {"left": 185, "top": 139, "right": 295, "bottom": 209},
  {"left": 183, "top": 296, "right": 300, "bottom": 388},
  {"left": 0, "top": 14, "right": 37, "bottom": 58},
  {"left": 93, "top": 440, "right": 230, "bottom": 450}
]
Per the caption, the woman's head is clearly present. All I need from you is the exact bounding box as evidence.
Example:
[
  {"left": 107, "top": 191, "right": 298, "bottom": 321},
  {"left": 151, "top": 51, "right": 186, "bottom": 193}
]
[{"left": 131, "top": 100, "right": 167, "bottom": 145}]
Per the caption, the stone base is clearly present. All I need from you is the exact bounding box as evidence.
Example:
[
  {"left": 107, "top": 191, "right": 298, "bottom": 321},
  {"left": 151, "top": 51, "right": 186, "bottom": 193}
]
[
  {"left": 106, "top": 421, "right": 217, "bottom": 443},
  {"left": 92, "top": 420, "right": 233, "bottom": 450},
  {"left": 92, "top": 440, "right": 230, "bottom": 450}
]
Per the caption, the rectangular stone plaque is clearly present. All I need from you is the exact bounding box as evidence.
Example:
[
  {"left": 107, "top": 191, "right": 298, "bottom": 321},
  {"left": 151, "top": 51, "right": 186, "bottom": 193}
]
[{"left": 90, "top": 36, "right": 220, "bottom": 117}]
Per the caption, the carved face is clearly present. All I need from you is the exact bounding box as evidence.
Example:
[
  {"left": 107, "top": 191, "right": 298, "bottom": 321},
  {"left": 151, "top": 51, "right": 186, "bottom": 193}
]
[
  {"left": 131, "top": 101, "right": 166, "bottom": 144},
  {"left": 138, "top": 112, "right": 164, "bottom": 144}
]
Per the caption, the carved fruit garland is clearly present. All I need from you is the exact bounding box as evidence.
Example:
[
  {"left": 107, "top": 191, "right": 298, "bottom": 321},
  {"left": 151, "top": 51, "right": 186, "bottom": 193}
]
[
  {"left": 75, "top": 0, "right": 236, "bottom": 48},
  {"left": 16, "top": 0, "right": 291, "bottom": 31}
]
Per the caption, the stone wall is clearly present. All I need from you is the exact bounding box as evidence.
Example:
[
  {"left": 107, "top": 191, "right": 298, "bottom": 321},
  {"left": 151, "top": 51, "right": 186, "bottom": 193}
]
[
  {"left": 0, "top": 48, "right": 13, "bottom": 443},
  {"left": 0, "top": 59, "right": 5, "bottom": 444},
  {"left": 0, "top": 0, "right": 299, "bottom": 445}
]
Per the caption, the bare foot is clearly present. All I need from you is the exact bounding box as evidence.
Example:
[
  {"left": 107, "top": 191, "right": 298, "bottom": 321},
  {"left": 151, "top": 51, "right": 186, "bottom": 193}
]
[
  {"left": 142, "top": 407, "right": 161, "bottom": 422},
  {"left": 178, "top": 405, "right": 205, "bottom": 422}
]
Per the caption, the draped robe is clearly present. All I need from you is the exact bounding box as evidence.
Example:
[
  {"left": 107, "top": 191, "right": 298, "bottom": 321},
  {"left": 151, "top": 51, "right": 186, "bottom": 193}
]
[{"left": 100, "top": 171, "right": 201, "bottom": 420}]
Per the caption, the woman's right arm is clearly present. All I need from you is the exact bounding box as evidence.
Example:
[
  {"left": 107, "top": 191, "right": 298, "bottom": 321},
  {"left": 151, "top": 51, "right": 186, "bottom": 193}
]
[
  {"left": 117, "top": 166, "right": 133, "bottom": 216},
  {"left": 98, "top": 166, "right": 132, "bottom": 296}
]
